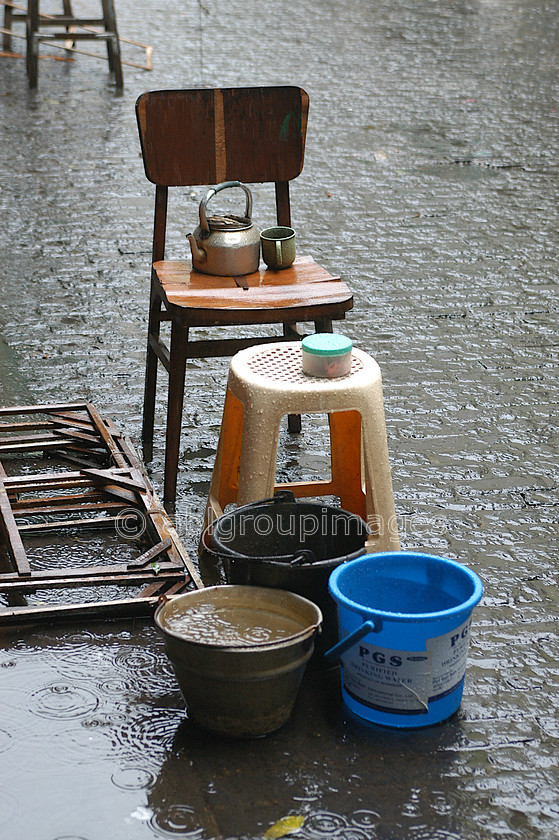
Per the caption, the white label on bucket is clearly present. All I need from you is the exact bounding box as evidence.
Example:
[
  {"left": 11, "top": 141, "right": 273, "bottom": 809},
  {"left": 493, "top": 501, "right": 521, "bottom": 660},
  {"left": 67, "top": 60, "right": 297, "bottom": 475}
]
[
  {"left": 427, "top": 616, "right": 473, "bottom": 702},
  {"left": 341, "top": 616, "right": 473, "bottom": 715},
  {"left": 342, "top": 642, "right": 431, "bottom": 714}
]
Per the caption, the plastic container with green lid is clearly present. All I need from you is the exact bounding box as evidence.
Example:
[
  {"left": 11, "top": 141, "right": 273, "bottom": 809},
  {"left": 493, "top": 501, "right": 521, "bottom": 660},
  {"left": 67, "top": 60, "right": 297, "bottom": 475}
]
[{"left": 301, "top": 333, "right": 353, "bottom": 378}]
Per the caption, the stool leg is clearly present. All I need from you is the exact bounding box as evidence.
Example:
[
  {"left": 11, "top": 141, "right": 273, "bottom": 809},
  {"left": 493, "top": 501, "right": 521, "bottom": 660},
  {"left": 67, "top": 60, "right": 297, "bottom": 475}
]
[
  {"left": 236, "top": 407, "right": 280, "bottom": 506},
  {"left": 163, "top": 321, "right": 188, "bottom": 504},
  {"left": 202, "top": 387, "right": 244, "bottom": 535},
  {"left": 329, "top": 409, "right": 367, "bottom": 520},
  {"left": 361, "top": 407, "right": 400, "bottom": 552}
]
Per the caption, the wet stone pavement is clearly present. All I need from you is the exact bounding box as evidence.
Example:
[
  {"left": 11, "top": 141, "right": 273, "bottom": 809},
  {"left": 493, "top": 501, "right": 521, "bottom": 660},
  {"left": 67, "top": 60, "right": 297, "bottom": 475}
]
[{"left": 1, "top": 0, "right": 558, "bottom": 838}]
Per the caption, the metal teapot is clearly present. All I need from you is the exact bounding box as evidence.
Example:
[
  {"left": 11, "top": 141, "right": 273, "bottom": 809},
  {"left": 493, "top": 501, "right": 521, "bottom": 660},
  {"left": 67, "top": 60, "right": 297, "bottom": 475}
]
[{"left": 187, "top": 181, "right": 261, "bottom": 276}]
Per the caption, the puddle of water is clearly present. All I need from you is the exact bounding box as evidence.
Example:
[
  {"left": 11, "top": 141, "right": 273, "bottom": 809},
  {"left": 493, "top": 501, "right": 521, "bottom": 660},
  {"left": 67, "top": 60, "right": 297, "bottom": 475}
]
[{"left": 1, "top": 0, "right": 558, "bottom": 837}]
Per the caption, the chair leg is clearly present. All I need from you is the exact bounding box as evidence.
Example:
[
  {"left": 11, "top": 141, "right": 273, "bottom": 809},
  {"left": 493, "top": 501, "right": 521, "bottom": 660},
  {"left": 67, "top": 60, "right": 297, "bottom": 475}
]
[
  {"left": 3, "top": 1, "right": 13, "bottom": 52},
  {"left": 141, "top": 294, "right": 163, "bottom": 461},
  {"left": 164, "top": 321, "right": 188, "bottom": 504},
  {"left": 314, "top": 317, "right": 333, "bottom": 333},
  {"left": 284, "top": 322, "right": 302, "bottom": 433},
  {"left": 61, "top": 0, "right": 75, "bottom": 51},
  {"left": 26, "top": 0, "right": 39, "bottom": 88},
  {"left": 287, "top": 413, "right": 302, "bottom": 433},
  {"left": 101, "top": 0, "right": 123, "bottom": 87}
]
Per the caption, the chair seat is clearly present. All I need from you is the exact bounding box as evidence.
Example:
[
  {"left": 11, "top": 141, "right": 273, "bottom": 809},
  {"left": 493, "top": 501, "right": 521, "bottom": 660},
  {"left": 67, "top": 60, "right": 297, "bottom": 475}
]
[{"left": 154, "top": 255, "right": 353, "bottom": 326}]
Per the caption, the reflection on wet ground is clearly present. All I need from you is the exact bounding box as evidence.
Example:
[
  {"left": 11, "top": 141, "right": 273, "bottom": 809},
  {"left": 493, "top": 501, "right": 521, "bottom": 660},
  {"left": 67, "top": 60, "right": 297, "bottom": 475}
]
[{"left": 1, "top": 0, "right": 558, "bottom": 837}]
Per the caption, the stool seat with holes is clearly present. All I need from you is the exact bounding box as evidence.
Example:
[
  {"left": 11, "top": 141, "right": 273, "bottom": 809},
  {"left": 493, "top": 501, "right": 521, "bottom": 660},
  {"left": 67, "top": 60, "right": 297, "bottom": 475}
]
[{"left": 202, "top": 341, "right": 400, "bottom": 553}]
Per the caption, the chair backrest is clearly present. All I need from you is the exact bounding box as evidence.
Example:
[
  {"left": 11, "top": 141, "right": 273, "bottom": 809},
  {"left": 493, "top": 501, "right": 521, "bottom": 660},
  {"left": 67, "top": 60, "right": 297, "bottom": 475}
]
[
  {"left": 136, "top": 86, "right": 309, "bottom": 187},
  {"left": 136, "top": 87, "right": 309, "bottom": 261}
]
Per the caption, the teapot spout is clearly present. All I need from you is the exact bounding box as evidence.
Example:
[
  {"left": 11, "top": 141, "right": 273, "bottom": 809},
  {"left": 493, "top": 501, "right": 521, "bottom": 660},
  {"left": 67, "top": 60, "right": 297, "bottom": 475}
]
[{"left": 187, "top": 233, "right": 206, "bottom": 265}]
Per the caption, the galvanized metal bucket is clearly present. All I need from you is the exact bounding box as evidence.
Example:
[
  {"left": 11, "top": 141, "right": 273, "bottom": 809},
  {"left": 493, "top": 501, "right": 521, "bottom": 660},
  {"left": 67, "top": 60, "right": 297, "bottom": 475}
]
[{"left": 155, "top": 585, "right": 323, "bottom": 738}]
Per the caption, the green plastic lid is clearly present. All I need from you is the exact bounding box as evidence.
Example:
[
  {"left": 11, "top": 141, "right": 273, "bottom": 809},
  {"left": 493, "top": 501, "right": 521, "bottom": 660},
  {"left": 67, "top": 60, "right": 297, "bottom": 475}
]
[{"left": 302, "top": 333, "right": 353, "bottom": 356}]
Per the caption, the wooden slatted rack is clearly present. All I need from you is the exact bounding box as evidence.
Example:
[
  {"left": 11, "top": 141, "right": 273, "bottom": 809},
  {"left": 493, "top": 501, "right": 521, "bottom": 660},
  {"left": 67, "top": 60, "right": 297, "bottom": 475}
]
[{"left": 0, "top": 401, "right": 202, "bottom": 625}]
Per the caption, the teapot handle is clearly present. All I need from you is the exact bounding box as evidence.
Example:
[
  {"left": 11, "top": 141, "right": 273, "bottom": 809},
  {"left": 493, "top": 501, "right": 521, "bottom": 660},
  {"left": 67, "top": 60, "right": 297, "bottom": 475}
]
[{"left": 199, "top": 180, "right": 253, "bottom": 233}]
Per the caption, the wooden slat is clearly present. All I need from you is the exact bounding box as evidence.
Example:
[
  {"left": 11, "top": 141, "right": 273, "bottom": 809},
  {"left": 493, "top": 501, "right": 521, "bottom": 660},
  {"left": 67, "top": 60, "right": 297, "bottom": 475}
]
[
  {"left": 3, "top": 467, "right": 139, "bottom": 492},
  {"left": 16, "top": 515, "right": 124, "bottom": 532},
  {"left": 3, "top": 471, "right": 94, "bottom": 491},
  {"left": 0, "top": 475, "right": 31, "bottom": 575},
  {"left": 0, "top": 567, "right": 184, "bottom": 589},
  {"left": 54, "top": 451, "right": 108, "bottom": 470},
  {"left": 0, "top": 436, "right": 81, "bottom": 453},
  {"left": 137, "top": 579, "right": 174, "bottom": 598},
  {"left": 148, "top": 332, "right": 170, "bottom": 371},
  {"left": 0, "top": 592, "right": 181, "bottom": 625},
  {"left": 0, "top": 402, "right": 88, "bottom": 417},
  {"left": 31, "top": 16, "right": 108, "bottom": 26},
  {"left": 0, "top": 420, "right": 54, "bottom": 432},
  {"left": 81, "top": 467, "right": 146, "bottom": 493},
  {"left": 10, "top": 491, "right": 119, "bottom": 510},
  {"left": 48, "top": 410, "right": 95, "bottom": 427},
  {"left": 52, "top": 427, "right": 104, "bottom": 445},
  {"left": 126, "top": 538, "right": 172, "bottom": 569},
  {"left": 93, "top": 483, "right": 141, "bottom": 506},
  {"left": 12, "top": 500, "right": 125, "bottom": 516},
  {"left": 59, "top": 444, "right": 107, "bottom": 459},
  {"left": 85, "top": 403, "right": 128, "bottom": 468},
  {"left": 117, "top": 444, "right": 203, "bottom": 589}
]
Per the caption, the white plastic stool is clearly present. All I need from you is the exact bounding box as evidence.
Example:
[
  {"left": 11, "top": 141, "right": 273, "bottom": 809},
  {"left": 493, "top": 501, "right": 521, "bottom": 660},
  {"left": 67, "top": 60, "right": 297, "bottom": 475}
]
[{"left": 203, "top": 341, "right": 400, "bottom": 552}]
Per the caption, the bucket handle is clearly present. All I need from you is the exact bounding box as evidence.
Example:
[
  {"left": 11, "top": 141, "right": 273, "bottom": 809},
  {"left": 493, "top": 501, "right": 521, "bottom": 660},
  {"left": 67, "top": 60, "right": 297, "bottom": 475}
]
[
  {"left": 201, "top": 490, "right": 295, "bottom": 546},
  {"left": 323, "top": 619, "right": 380, "bottom": 664},
  {"left": 205, "top": 490, "right": 317, "bottom": 565},
  {"left": 213, "top": 547, "right": 317, "bottom": 566}
]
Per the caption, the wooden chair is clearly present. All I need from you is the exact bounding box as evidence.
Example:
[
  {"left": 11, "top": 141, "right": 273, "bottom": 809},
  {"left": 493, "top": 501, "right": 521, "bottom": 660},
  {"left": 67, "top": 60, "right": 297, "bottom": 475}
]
[
  {"left": 2, "top": 0, "right": 123, "bottom": 87},
  {"left": 135, "top": 87, "right": 354, "bottom": 504}
]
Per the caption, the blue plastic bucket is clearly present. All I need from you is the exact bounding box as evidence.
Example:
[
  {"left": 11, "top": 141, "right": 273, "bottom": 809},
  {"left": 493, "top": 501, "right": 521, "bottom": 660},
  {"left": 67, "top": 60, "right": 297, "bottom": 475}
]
[{"left": 325, "top": 552, "right": 483, "bottom": 728}]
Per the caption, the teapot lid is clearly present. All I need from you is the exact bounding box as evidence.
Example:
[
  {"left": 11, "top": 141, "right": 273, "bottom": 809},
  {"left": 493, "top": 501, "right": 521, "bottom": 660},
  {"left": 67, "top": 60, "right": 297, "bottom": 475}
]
[{"left": 207, "top": 213, "right": 252, "bottom": 232}]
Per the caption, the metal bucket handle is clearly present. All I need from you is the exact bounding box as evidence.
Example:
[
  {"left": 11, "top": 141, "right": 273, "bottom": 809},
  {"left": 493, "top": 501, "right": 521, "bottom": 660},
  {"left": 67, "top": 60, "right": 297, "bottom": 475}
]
[
  {"left": 199, "top": 490, "right": 292, "bottom": 552},
  {"left": 199, "top": 180, "right": 253, "bottom": 233},
  {"left": 204, "top": 490, "right": 319, "bottom": 566},
  {"left": 323, "top": 618, "right": 382, "bottom": 663},
  {"left": 214, "top": 544, "right": 317, "bottom": 567}
]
